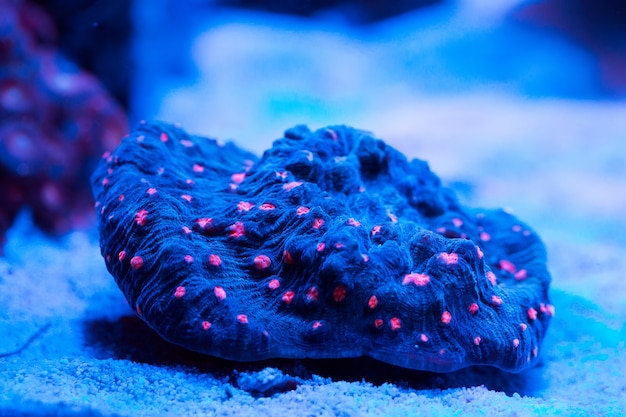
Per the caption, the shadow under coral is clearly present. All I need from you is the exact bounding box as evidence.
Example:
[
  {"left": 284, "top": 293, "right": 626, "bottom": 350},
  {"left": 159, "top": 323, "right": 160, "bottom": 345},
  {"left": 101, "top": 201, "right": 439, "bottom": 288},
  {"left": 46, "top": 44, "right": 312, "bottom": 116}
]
[{"left": 83, "top": 315, "right": 547, "bottom": 398}]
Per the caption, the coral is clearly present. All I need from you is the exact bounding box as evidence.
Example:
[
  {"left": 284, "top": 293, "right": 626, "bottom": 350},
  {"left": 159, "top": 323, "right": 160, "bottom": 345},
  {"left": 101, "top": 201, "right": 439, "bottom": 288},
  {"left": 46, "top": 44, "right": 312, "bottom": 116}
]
[
  {"left": 91, "top": 121, "right": 553, "bottom": 373},
  {"left": 0, "top": 0, "right": 128, "bottom": 251}
]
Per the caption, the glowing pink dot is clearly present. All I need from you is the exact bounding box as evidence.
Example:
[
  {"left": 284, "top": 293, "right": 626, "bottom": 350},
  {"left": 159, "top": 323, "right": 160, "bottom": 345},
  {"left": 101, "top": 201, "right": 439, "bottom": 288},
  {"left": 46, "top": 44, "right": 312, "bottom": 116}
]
[
  {"left": 231, "top": 172, "right": 246, "bottom": 184},
  {"left": 486, "top": 271, "right": 497, "bottom": 285},
  {"left": 335, "top": 242, "right": 345, "bottom": 249},
  {"left": 268, "top": 279, "right": 280, "bottom": 290},
  {"left": 438, "top": 252, "right": 458, "bottom": 265},
  {"left": 348, "top": 218, "right": 361, "bottom": 227},
  {"left": 441, "top": 311, "right": 452, "bottom": 325},
  {"left": 130, "top": 256, "right": 143, "bottom": 270},
  {"left": 182, "top": 226, "right": 191, "bottom": 235},
  {"left": 361, "top": 254, "right": 369, "bottom": 262},
  {"left": 147, "top": 188, "right": 157, "bottom": 195},
  {"left": 214, "top": 286, "right": 226, "bottom": 301},
  {"left": 283, "top": 181, "right": 303, "bottom": 191},
  {"left": 297, "top": 206, "right": 310, "bottom": 216},
  {"left": 452, "top": 218, "right": 463, "bottom": 227},
  {"left": 275, "top": 171, "right": 288, "bottom": 179},
  {"left": 184, "top": 255, "right": 193, "bottom": 263},
  {"left": 180, "top": 139, "right": 194, "bottom": 147},
  {"left": 499, "top": 259, "right": 517, "bottom": 274},
  {"left": 390, "top": 317, "right": 401, "bottom": 331},
  {"left": 283, "top": 250, "right": 294, "bottom": 265},
  {"left": 181, "top": 194, "right": 192, "bottom": 202},
  {"left": 473, "top": 336, "right": 481, "bottom": 346},
  {"left": 118, "top": 251, "right": 126, "bottom": 261},
  {"left": 491, "top": 295, "right": 503, "bottom": 306},
  {"left": 306, "top": 287, "right": 319, "bottom": 302},
  {"left": 368, "top": 295, "right": 378, "bottom": 309},
  {"left": 480, "top": 232, "right": 491, "bottom": 241},
  {"left": 388, "top": 212, "right": 398, "bottom": 223},
  {"left": 260, "top": 203, "right": 276, "bottom": 210},
  {"left": 512, "top": 225, "right": 522, "bottom": 232},
  {"left": 371, "top": 225, "right": 381, "bottom": 235},
  {"left": 254, "top": 255, "right": 271, "bottom": 270},
  {"left": 228, "top": 222, "right": 245, "bottom": 238},
  {"left": 402, "top": 273, "right": 430, "bottom": 287},
  {"left": 102, "top": 178, "right": 109, "bottom": 186},
  {"left": 237, "top": 201, "right": 255, "bottom": 212},
  {"left": 312, "top": 218, "right": 325, "bottom": 229},
  {"left": 527, "top": 307, "right": 538, "bottom": 321},
  {"left": 195, "top": 218, "right": 212, "bottom": 230},
  {"left": 282, "top": 291, "right": 295, "bottom": 304},
  {"left": 312, "top": 321, "right": 322, "bottom": 329},
  {"left": 174, "top": 286, "right": 186, "bottom": 298},
  {"left": 333, "top": 285, "right": 346, "bottom": 302},
  {"left": 209, "top": 254, "right": 221, "bottom": 267},
  {"left": 515, "top": 269, "right": 528, "bottom": 280},
  {"left": 186, "top": 179, "right": 194, "bottom": 185},
  {"left": 135, "top": 209, "right": 148, "bottom": 226},
  {"left": 420, "top": 334, "right": 429, "bottom": 342},
  {"left": 237, "top": 314, "right": 248, "bottom": 324},
  {"left": 513, "top": 338, "right": 520, "bottom": 348},
  {"left": 317, "top": 242, "right": 325, "bottom": 252},
  {"left": 160, "top": 133, "right": 168, "bottom": 142},
  {"left": 374, "top": 319, "right": 383, "bottom": 329},
  {"left": 193, "top": 164, "right": 204, "bottom": 173},
  {"left": 118, "top": 194, "right": 124, "bottom": 201},
  {"left": 476, "top": 246, "right": 484, "bottom": 259},
  {"left": 520, "top": 323, "right": 528, "bottom": 331},
  {"left": 532, "top": 346, "right": 538, "bottom": 357},
  {"left": 469, "top": 303, "right": 479, "bottom": 314},
  {"left": 202, "top": 321, "right": 211, "bottom": 331}
]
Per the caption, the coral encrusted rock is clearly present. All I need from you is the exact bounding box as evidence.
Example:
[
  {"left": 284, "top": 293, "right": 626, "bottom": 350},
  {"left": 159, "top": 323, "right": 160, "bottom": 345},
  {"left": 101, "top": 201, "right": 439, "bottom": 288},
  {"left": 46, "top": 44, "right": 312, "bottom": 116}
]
[
  {"left": 91, "top": 121, "right": 553, "bottom": 373},
  {"left": 0, "top": 0, "right": 127, "bottom": 251}
]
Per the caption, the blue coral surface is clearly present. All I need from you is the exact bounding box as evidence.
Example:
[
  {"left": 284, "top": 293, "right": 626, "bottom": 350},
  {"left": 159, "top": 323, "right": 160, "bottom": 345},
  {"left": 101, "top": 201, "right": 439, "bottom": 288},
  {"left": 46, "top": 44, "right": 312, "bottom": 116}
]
[{"left": 91, "top": 122, "right": 552, "bottom": 373}]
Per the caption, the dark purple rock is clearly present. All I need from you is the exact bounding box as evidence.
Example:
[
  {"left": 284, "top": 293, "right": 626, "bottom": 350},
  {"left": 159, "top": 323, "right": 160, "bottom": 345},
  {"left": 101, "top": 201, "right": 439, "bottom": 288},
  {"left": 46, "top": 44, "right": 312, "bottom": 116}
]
[{"left": 0, "top": 0, "right": 128, "bottom": 251}]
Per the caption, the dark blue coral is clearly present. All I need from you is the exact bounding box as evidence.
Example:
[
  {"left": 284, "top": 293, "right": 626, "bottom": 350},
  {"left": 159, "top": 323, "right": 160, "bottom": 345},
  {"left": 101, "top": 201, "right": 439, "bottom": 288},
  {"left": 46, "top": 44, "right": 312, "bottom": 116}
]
[{"left": 91, "top": 121, "right": 553, "bottom": 373}]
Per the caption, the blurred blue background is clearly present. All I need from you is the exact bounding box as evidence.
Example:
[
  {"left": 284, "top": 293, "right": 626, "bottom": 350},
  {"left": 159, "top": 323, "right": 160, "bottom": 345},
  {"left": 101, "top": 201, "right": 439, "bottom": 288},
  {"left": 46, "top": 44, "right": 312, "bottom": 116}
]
[
  {"left": 2, "top": 1, "right": 626, "bottom": 415},
  {"left": 123, "top": 0, "right": 626, "bottom": 150}
]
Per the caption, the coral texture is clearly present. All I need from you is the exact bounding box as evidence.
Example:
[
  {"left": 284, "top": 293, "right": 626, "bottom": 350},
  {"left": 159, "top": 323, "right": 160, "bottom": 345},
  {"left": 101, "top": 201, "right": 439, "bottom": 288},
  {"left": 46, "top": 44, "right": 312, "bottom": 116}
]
[
  {"left": 92, "top": 121, "right": 553, "bottom": 373},
  {"left": 0, "top": 0, "right": 127, "bottom": 251}
]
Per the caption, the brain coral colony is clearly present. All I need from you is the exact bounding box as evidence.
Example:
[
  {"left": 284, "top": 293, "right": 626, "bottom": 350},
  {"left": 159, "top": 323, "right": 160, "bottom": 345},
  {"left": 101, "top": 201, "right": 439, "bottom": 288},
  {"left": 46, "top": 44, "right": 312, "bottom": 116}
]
[{"left": 91, "top": 122, "right": 553, "bottom": 373}]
